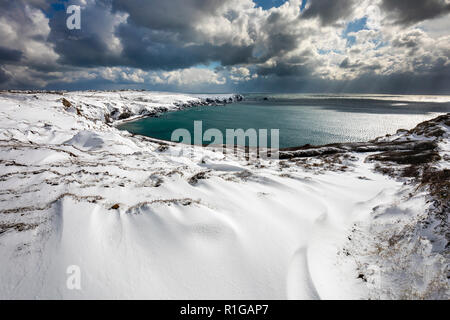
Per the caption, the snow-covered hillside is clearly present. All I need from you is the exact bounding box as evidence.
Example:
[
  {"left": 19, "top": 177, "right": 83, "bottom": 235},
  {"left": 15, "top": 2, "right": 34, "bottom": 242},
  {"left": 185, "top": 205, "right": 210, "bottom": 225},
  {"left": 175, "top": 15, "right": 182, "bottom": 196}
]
[{"left": 0, "top": 91, "right": 448, "bottom": 299}]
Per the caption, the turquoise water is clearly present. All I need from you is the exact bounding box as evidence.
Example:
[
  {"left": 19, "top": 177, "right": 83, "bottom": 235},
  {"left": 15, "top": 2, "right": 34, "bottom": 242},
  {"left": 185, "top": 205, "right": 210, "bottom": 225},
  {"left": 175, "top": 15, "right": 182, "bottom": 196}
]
[{"left": 118, "top": 94, "right": 450, "bottom": 149}]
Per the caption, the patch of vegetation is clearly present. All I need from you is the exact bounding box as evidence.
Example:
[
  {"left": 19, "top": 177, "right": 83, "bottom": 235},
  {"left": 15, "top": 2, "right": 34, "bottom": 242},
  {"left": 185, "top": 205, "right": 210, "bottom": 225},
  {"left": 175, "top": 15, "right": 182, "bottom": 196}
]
[
  {"left": 188, "top": 171, "right": 210, "bottom": 185},
  {"left": 0, "top": 223, "right": 38, "bottom": 235}
]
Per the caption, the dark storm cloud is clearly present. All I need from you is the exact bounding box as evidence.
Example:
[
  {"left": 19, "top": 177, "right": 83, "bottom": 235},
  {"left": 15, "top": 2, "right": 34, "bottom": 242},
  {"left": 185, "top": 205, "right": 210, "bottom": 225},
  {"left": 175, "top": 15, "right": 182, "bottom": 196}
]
[
  {"left": 0, "top": 0, "right": 48, "bottom": 10},
  {"left": 344, "top": 67, "right": 450, "bottom": 94},
  {"left": 301, "top": 0, "right": 356, "bottom": 25},
  {"left": 0, "top": 68, "right": 10, "bottom": 84},
  {"left": 257, "top": 61, "right": 311, "bottom": 77},
  {"left": 258, "top": 11, "right": 316, "bottom": 64},
  {"left": 111, "top": 0, "right": 260, "bottom": 69},
  {"left": 0, "top": 0, "right": 34, "bottom": 24},
  {"left": 237, "top": 65, "right": 450, "bottom": 94},
  {"left": 260, "top": 26, "right": 305, "bottom": 59},
  {"left": 111, "top": 0, "right": 227, "bottom": 34},
  {"left": 25, "top": 0, "right": 50, "bottom": 10},
  {"left": 47, "top": 1, "right": 124, "bottom": 68},
  {"left": 0, "top": 47, "right": 23, "bottom": 63},
  {"left": 381, "top": 0, "right": 450, "bottom": 25},
  {"left": 45, "top": 0, "right": 257, "bottom": 71},
  {"left": 253, "top": 45, "right": 315, "bottom": 78},
  {"left": 116, "top": 23, "right": 256, "bottom": 70},
  {"left": 0, "top": 0, "right": 449, "bottom": 93}
]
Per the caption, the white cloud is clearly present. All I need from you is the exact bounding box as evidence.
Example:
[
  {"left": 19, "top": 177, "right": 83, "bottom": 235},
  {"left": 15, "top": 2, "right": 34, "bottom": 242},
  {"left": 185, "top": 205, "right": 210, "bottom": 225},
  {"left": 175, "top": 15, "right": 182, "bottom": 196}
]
[
  {"left": 151, "top": 68, "right": 227, "bottom": 86},
  {"left": 0, "top": 4, "right": 59, "bottom": 68},
  {"left": 100, "top": 67, "right": 145, "bottom": 83},
  {"left": 229, "top": 66, "right": 257, "bottom": 82},
  {"left": 1, "top": 0, "right": 449, "bottom": 91}
]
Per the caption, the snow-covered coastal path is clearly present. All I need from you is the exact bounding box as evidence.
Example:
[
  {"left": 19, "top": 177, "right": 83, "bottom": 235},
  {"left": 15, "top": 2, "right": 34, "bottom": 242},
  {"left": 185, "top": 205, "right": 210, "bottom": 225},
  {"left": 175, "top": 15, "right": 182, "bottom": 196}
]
[{"left": 0, "top": 91, "right": 448, "bottom": 299}]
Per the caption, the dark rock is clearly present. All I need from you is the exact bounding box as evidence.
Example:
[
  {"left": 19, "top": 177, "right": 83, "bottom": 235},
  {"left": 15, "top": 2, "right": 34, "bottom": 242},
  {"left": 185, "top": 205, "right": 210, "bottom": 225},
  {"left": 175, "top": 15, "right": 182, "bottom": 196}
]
[
  {"left": 62, "top": 98, "right": 72, "bottom": 108},
  {"left": 156, "top": 144, "right": 169, "bottom": 152},
  {"left": 357, "top": 273, "right": 367, "bottom": 282},
  {"left": 189, "top": 171, "right": 209, "bottom": 185},
  {"left": 118, "top": 112, "right": 132, "bottom": 120},
  {"left": 367, "top": 149, "right": 440, "bottom": 165},
  {"left": 110, "top": 108, "right": 120, "bottom": 118}
]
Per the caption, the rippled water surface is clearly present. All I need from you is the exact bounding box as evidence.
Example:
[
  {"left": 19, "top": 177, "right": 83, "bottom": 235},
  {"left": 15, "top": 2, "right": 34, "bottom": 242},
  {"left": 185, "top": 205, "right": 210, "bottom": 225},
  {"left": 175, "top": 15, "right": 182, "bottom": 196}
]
[{"left": 118, "top": 94, "right": 450, "bottom": 148}]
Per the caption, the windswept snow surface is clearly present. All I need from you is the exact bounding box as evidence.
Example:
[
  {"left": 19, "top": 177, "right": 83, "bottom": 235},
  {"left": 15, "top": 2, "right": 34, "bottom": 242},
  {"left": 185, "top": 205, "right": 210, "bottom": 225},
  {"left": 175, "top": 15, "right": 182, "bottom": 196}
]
[{"left": 0, "top": 91, "right": 448, "bottom": 299}]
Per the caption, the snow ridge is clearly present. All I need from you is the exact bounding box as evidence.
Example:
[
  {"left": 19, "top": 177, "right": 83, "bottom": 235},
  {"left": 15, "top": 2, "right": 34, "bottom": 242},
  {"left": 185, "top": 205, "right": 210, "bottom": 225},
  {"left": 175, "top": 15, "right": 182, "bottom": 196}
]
[{"left": 0, "top": 91, "right": 448, "bottom": 299}]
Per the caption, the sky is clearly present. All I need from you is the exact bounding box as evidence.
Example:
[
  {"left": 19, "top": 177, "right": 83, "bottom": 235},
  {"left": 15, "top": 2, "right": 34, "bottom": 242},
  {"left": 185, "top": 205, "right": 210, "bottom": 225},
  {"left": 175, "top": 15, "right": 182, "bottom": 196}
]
[{"left": 0, "top": 0, "right": 449, "bottom": 93}]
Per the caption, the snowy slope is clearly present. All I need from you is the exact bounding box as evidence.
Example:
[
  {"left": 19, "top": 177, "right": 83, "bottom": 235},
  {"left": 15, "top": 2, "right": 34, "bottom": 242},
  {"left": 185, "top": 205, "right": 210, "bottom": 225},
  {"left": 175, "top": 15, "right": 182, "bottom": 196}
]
[{"left": 0, "top": 91, "right": 448, "bottom": 299}]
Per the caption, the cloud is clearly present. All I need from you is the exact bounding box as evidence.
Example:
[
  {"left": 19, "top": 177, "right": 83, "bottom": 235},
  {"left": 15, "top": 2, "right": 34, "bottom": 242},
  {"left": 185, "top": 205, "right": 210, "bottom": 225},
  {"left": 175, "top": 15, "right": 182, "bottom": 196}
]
[
  {"left": 151, "top": 68, "right": 227, "bottom": 86},
  {"left": 0, "top": 67, "right": 11, "bottom": 84},
  {"left": 47, "top": 0, "right": 126, "bottom": 68},
  {"left": 0, "top": 0, "right": 59, "bottom": 73},
  {"left": 100, "top": 67, "right": 146, "bottom": 83},
  {"left": 0, "top": 46, "right": 23, "bottom": 63},
  {"left": 381, "top": 0, "right": 450, "bottom": 25},
  {"left": 0, "top": 0, "right": 449, "bottom": 93},
  {"left": 339, "top": 57, "right": 361, "bottom": 69},
  {"left": 302, "top": 0, "right": 356, "bottom": 25},
  {"left": 229, "top": 66, "right": 258, "bottom": 81},
  {"left": 111, "top": 0, "right": 260, "bottom": 45}
]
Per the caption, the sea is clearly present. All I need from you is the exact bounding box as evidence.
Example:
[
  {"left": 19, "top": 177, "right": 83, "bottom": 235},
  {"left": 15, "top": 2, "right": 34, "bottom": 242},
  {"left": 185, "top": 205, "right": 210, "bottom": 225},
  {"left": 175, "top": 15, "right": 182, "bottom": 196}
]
[{"left": 117, "top": 94, "right": 450, "bottom": 149}]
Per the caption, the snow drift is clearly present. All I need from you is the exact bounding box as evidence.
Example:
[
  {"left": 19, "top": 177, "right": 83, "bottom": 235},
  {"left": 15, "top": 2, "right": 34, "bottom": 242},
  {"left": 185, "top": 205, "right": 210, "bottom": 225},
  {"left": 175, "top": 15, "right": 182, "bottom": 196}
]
[{"left": 0, "top": 90, "right": 448, "bottom": 299}]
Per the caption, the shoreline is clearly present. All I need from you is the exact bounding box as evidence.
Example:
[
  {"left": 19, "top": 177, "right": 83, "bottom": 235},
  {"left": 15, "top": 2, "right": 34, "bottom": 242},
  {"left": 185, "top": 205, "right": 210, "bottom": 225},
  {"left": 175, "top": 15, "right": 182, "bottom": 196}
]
[
  {"left": 0, "top": 91, "right": 448, "bottom": 299},
  {"left": 112, "top": 92, "right": 449, "bottom": 151},
  {"left": 112, "top": 97, "right": 240, "bottom": 127}
]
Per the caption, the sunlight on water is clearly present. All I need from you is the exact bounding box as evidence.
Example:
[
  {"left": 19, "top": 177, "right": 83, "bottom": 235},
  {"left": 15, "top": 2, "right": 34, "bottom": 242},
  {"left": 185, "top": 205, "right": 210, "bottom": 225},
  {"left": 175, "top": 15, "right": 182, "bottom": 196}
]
[{"left": 118, "top": 94, "right": 450, "bottom": 148}]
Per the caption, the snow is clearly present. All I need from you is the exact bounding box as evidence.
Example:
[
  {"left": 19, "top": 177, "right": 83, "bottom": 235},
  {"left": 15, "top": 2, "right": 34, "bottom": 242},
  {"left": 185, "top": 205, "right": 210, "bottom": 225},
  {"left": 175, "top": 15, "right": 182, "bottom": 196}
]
[{"left": 0, "top": 91, "right": 448, "bottom": 299}]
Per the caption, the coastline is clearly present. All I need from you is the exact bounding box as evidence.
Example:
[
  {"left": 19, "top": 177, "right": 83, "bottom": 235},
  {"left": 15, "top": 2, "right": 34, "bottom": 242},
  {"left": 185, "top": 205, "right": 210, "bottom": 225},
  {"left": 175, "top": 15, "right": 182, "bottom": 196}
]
[
  {"left": 0, "top": 91, "right": 448, "bottom": 299},
  {"left": 113, "top": 93, "right": 244, "bottom": 127}
]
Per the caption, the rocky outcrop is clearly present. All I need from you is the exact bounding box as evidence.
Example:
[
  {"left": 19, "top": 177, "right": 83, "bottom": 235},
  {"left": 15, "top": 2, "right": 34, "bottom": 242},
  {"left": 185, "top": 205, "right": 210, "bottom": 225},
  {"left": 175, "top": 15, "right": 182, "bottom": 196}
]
[
  {"left": 108, "top": 94, "right": 244, "bottom": 124},
  {"left": 280, "top": 114, "right": 449, "bottom": 163},
  {"left": 61, "top": 98, "right": 72, "bottom": 108}
]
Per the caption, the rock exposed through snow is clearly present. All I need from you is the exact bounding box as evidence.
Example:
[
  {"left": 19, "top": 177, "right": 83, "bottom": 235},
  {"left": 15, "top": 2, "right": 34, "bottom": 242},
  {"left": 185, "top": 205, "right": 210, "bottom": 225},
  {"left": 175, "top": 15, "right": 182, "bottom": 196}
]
[{"left": 0, "top": 90, "right": 448, "bottom": 299}]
